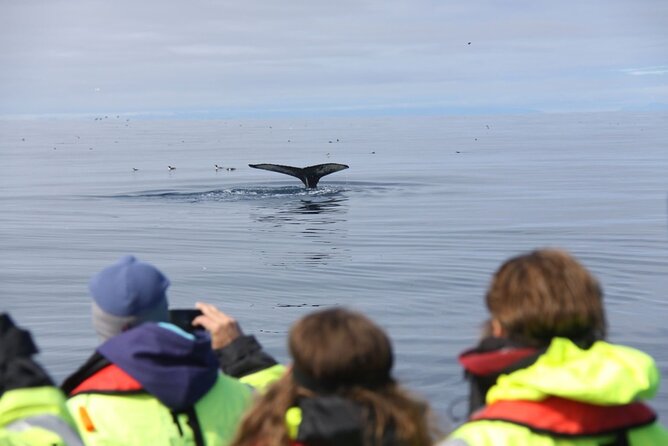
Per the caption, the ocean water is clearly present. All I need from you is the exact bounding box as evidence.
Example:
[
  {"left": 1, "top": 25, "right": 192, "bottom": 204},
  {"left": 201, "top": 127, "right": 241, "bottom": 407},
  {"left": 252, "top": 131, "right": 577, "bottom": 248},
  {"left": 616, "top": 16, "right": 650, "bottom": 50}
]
[{"left": 1, "top": 112, "right": 667, "bottom": 426}]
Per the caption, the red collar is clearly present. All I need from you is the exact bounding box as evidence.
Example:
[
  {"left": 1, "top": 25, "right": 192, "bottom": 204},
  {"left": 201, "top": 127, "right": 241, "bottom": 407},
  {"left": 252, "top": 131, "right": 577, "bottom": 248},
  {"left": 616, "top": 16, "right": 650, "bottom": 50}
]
[
  {"left": 69, "top": 364, "right": 143, "bottom": 396},
  {"left": 459, "top": 347, "right": 538, "bottom": 376}
]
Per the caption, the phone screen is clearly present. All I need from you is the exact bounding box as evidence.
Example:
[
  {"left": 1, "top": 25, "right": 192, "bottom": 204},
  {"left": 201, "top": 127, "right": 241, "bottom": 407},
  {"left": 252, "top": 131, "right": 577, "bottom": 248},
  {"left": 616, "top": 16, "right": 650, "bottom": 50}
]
[{"left": 168, "top": 309, "right": 203, "bottom": 333}]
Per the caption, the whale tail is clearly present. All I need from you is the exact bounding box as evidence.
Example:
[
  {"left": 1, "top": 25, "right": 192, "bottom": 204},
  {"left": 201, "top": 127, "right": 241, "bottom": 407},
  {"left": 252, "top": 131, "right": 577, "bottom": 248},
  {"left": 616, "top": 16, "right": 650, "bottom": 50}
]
[{"left": 248, "top": 163, "right": 349, "bottom": 188}]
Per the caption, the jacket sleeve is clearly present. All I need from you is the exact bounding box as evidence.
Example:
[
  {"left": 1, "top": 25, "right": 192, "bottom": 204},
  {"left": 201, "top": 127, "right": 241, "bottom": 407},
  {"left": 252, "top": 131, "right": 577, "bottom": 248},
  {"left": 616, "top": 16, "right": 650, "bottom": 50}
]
[{"left": 213, "top": 335, "right": 286, "bottom": 391}]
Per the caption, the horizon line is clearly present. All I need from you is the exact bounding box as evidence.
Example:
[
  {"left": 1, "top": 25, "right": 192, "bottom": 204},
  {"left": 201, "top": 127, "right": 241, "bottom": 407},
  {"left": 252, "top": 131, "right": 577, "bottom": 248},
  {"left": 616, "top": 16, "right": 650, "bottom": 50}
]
[{"left": 1, "top": 103, "right": 667, "bottom": 121}]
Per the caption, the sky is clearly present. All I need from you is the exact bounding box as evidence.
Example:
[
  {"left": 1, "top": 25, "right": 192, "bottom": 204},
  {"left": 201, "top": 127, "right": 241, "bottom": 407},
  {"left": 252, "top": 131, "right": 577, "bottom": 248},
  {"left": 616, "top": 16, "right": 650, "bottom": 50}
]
[{"left": 1, "top": 0, "right": 667, "bottom": 118}]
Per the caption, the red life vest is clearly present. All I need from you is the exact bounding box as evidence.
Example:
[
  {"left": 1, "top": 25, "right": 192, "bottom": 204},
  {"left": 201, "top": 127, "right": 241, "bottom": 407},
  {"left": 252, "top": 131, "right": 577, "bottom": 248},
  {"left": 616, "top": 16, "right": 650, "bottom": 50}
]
[{"left": 471, "top": 396, "right": 656, "bottom": 437}]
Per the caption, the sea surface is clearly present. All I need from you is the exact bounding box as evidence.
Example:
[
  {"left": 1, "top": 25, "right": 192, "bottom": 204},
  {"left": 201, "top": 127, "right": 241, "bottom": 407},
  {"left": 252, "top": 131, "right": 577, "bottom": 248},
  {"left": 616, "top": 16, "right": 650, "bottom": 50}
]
[{"left": 1, "top": 112, "right": 667, "bottom": 426}]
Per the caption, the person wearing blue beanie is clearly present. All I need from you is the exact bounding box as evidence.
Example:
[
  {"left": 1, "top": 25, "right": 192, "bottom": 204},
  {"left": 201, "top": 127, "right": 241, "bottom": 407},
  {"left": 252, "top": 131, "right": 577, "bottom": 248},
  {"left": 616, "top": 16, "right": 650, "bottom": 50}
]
[
  {"left": 81, "top": 254, "right": 283, "bottom": 382},
  {"left": 88, "top": 255, "right": 170, "bottom": 341},
  {"left": 60, "top": 255, "right": 286, "bottom": 445}
]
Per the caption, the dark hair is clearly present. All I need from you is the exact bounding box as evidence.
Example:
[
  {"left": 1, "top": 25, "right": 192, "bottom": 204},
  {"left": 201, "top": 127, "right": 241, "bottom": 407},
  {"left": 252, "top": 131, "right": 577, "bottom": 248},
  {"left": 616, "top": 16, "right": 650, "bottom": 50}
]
[{"left": 486, "top": 249, "right": 606, "bottom": 348}]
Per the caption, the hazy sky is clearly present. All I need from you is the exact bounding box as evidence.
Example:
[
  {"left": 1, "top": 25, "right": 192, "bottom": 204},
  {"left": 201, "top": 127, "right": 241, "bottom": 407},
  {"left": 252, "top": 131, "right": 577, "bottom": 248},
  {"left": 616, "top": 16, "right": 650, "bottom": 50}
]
[{"left": 1, "top": 0, "right": 667, "bottom": 118}]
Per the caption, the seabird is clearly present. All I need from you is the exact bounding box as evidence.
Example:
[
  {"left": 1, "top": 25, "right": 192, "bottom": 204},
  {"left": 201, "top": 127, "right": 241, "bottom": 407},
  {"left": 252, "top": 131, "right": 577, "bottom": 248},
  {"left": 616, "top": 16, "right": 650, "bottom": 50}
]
[{"left": 168, "top": 165, "right": 176, "bottom": 171}]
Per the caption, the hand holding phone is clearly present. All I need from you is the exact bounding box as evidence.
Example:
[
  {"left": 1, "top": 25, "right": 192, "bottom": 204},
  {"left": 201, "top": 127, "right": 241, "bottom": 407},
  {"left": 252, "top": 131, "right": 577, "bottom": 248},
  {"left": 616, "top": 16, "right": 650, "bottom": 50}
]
[{"left": 193, "top": 302, "right": 242, "bottom": 349}]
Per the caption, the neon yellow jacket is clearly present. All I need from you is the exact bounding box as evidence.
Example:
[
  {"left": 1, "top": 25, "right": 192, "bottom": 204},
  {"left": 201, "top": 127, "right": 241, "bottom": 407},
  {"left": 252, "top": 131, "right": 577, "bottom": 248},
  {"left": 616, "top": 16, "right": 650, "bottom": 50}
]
[
  {"left": 0, "top": 386, "right": 83, "bottom": 446},
  {"left": 239, "top": 363, "right": 286, "bottom": 390},
  {"left": 63, "top": 322, "right": 257, "bottom": 446},
  {"left": 68, "top": 372, "right": 252, "bottom": 446},
  {"left": 443, "top": 338, "right": 668, "bottom": 446}
]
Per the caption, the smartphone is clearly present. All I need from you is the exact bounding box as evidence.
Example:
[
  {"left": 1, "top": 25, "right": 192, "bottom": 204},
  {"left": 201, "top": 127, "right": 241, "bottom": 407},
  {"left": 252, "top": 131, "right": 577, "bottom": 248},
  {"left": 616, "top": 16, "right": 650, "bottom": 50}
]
[{"left": 169, "top": 309, "right": 203, "bottom": 333}]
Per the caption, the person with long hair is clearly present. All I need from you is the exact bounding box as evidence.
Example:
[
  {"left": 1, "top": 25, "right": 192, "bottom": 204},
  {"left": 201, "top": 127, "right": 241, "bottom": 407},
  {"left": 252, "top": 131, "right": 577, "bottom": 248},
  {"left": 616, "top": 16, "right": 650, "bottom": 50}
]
[{"left": 230, "top": 307, "right": 439, "bottom": 446}]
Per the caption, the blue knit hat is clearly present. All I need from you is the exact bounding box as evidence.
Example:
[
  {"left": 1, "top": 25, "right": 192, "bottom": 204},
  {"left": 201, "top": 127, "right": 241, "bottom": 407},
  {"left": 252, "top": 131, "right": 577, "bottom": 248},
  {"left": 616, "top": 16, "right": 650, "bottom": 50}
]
[{"left": 89, "top": 255, "right": 170, "bottom": 319}]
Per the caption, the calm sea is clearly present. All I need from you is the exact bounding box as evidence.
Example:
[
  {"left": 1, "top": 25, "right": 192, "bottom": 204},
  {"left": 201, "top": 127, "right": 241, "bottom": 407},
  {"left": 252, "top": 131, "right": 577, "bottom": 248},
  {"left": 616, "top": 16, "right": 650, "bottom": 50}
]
[{"left": 1, "top": 112, "right": 667, "bottom": 426}]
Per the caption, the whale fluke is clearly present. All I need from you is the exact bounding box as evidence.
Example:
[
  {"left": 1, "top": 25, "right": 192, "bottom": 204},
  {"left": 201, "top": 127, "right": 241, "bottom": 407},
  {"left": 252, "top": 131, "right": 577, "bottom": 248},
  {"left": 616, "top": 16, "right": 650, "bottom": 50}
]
[{"left": 249, "top": 163, "right": 349, "bottom": 189}]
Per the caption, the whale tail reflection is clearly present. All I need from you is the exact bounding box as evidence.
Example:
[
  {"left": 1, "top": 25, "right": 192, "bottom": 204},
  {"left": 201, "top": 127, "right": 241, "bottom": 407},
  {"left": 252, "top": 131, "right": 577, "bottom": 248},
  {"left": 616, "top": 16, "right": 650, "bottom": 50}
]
[{"left": 249, "top": 163, "right": 349, "bottom": 189}]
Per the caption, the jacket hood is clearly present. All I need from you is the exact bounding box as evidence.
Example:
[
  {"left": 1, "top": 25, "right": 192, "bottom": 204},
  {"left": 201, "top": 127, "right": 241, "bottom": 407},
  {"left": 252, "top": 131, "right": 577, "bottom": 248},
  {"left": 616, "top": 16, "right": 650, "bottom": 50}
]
[
  {"left": 97, "top": 322, "right": 219, "bottom": 411},
  {"left": 287, "top": 396, "right": 399, "bottom": 446},
  {"left": 488, "top": 337, "right": 660, "bottom": 406}
]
